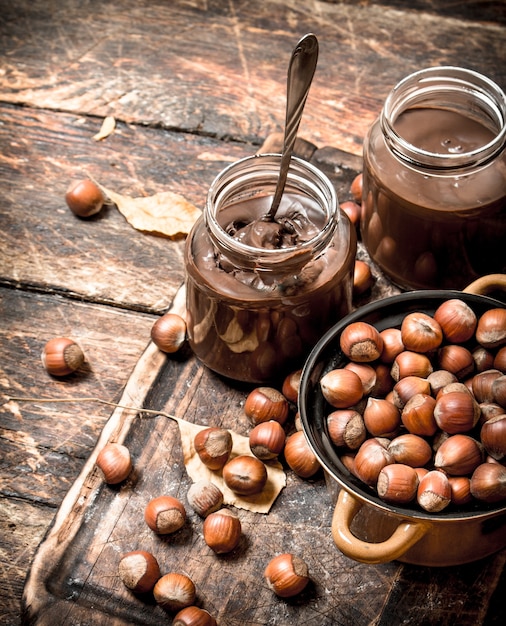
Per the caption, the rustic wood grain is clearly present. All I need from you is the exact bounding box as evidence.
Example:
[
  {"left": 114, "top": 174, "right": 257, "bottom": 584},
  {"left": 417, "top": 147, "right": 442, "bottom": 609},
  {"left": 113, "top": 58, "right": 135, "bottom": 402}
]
[
  {"left": 1, "top": 0, "right": 505, "bottom": 623},
  {"left": 0, "top": 0, "right": 504, "bottom": 157}
]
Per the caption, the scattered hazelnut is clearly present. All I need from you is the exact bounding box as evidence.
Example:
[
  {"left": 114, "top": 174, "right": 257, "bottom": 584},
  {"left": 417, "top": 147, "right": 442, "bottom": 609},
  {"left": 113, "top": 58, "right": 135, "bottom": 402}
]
[
  {"left": 244, "top": 387, "right": 289, "bottom": 425},
  {"left": 194, "top": 427, "right": 233, "bottom": 470},
  {"left": 118, "top": 550, "right": 160, "bottom": 594},
  {"left": 153, "top": 572, "right": 196, "bottom": 612},
  {"left": 151, "top": 312, "right": 187, "bottom": 353},
  {"left": 186, "top": 480, "right": 223, "bottom": 517},
  {"left": 65, "top": 178, "right": 104, "bottom": 217},
  {"left": 249, "top": 420, "right": 286, "bottom": 460},
  {"left": 173, "top": 606, "right": 217, "bottom": 626},
  {"left": 203, "top": 508, "right": 241, "bottom": 553},
  {"left": 222, "top": 455, "right": 267, "bottom": 495},
  {"left": 264, "top": 553, "right": 310, "bottom": 598},
  {"left": 41, "top": 337, "right": 85, "bottom": 376},
  {"left": 284, "top": 431, "right": 320, "bottom": 478},
  {"left": 144, "top": 495, "right": 186, "bottom": 534},
  {"left": 96, "top": 442, "right": 132, "bottom": 484}
]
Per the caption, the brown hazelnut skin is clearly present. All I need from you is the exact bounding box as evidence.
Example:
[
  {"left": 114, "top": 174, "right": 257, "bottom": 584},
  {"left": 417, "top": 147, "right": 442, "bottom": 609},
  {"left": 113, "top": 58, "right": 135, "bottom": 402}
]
[
  {"left": 144, "top": 495, "right": 186, "bottom": 534},
  {"left": 400, "top": 393, "right": 437, "bottom": 437},
  {"left": 194, "top": 427, "right": 233, "bottom": 470},
  {"left": 416, "top": 470, "right": 451, "bottom": 512},
  {"left": 284, "top": 431, "right": 320, "bottom": 478},
  {"left": 244, "top": 387, "right": 289, "bottom": 425},
  {"left": 379, "top": 327, "right": 405, "bottom": 364},
  {"left": 448, "top": 476, "right": 473, "bottom": 506},
  {"left": 65, "top": 179, "right": 104, "bottom": 217},
  {"left": 340, "top": 322, "right": 383, "bottom": 362},
  {"left": 350, "top": 172, "right": 363, "bottom": 203},
  {"left": 437, "top": 344, "right": 474, "bottom": 380},
  {"left": 401, "top": 312, "right": 443, "bottom": 353},
  {"left": 354, "top": 438, "right": 393, "bottom": 486},
  {"left": 173, "top": 606, "right": 217, "bottom": 626},
  {"left": 222, "top": 455, "right": 267, "bottom": 495},
  {"left": 353, "top": 260, "right": 374, "bottom": 296},
  {"left": 282, "top": 369, "right": 301, "bottom": 403},
  {"left": 388, "top": 433, "right": 432, "bottom": 468},
  {"left": 151, "top": 313, "right": 186, "bottom": 353},
  {"left": 41, "top": 337, "right": 85, "bottom": 376},
  {"left": 202, "top": 508, "right": 241, "bottom": 553},
  {"left": 434, "top": 390, "right": 480, "bottom": 434},
  {"left": 320, "top": 368, "right": 363, "bottom": 409},
  {"left": 249, "top": 420, "right": 286, "bottom": 460},
  {"left": 376, "top": 463, "right": 419, "bottom": 504},
  {"left": 153, "top": 572, "right": 196, "bottom": 612},
  {"left": 327, "top": 410, "right": 366, "bottom": 450},
  {"left": 470, "top": 462, "right": 506, "bottom": 503},
  {"left": 96, "top": 443, "right": 132, "bottom": 484},
  {"left": 118, "top": 550, "right": 161, "bottom": 594},
  {"left": 186, "top": 480, "right": 223, "bottom": 517},
  {"left": 434, "top": 434, "right": 484, "bottom": 476},
  {"left": 480, "top": 414, "right": 506, "bottom": 460},
  {"left": 363, "top": 397, "right": 401, "bottom": 438},
  {"left": 433, "top": 299, "right": 477, "bottom": 343},
  {"left": 264, "top": 553, "right": 310, "bottom": 598},
  {"left": 476, "top": 308, "right": 506, "bottom": 349}
]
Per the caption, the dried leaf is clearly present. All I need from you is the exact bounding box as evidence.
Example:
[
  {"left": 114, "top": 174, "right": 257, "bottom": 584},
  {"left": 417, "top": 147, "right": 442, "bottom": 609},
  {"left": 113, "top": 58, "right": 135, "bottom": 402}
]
[
  {"left": 93, "top": 116, "right": 116, "bottom": 141},
  {"left": 99, "top": 185, "right": 201, "bottom": 238},
  {"left": 178, "top": 419, "right": 286, "bottom": 514}
]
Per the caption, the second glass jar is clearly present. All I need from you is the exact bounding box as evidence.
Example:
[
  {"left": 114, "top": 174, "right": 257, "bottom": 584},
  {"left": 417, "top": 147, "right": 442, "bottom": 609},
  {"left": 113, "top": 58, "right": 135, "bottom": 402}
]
[{"left": 184, "top": 154, "right": 356, "bottom": 383}]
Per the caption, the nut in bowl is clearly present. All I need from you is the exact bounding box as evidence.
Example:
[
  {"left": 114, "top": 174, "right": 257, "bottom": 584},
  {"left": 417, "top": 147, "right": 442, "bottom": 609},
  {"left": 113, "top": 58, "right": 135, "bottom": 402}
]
[{"left": 299, "top": 286, "right": 506, "bottom": 567}]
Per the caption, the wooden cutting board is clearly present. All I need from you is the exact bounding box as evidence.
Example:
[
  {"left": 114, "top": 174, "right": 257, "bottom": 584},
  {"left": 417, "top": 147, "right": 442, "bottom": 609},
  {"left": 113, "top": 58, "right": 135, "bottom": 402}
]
[{"left": 21, "top": 284, "right": 506, "bottom": 625}]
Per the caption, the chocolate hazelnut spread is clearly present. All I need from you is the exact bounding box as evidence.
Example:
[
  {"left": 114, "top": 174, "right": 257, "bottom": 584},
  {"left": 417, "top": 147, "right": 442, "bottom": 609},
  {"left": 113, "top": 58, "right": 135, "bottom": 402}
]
[
  {"left": 361, "top": 67, "right": 506, "bottom": 290},
  {"left": 184, "top": 155, "right": 356, "bottom": 383}
]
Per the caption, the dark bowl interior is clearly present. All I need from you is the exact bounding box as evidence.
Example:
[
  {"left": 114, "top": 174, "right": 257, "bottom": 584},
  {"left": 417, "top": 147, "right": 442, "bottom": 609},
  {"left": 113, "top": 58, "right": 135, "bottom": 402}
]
[{"left": 299, "top": 290, "right": 506, "bottom": 521}]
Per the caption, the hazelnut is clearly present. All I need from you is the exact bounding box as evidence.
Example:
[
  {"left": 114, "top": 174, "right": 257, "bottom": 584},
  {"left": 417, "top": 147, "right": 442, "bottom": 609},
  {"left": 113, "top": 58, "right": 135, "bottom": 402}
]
[
  {"left": 327, "top": 410, "right": 366, "bottom": 450},
  {"left": 118, "top": 550, "right": 160, "bottom": 594},
  {"left": 284, "top": 431, "right": 320, "bottom": 478},
  {"left": 222, "top": 455, "right": 267, "bottom": 495},
  {"left": 362, "top": 397, "right": 401, "bottom": 438},
  {"left": 187, "top": 480, "right": 223, "bottom": 517},
  {"left": 354, "top": 438, "right": 393, "bottom": 486},
  {"left": 472, "top": 369, "right": 502, "bottom": 403},
  {"left": 434, "top": 434, "right": 484, "bottom": 475},
  {"left": 480, "top": 414, "right": 506, "bottom": 460},
  {"left": 493, "top": 346, "right": 506, "bottom": 373},
  {"left": 96, "top": 442, "right": 132, "bottom": 484},
  {"left": 353, "top": 260, "right": 373, "bottom": 296},
  {"left": 400, "top": 393, "right": 437, "bottom": 437},
  {"left": 377, "top": 464, "right": 419, "bottom": 504},
  {"left": 151, "top": 313, "right": 187, "bottom": 353},
  {"left": 470, "top": 462, "right": 506, "bottom": 503},
  {"left": 391, "top": 350, "right": 433, "bottom": 382},
  {"left": 173, "top": 606, "right": 217, "bottom": 626},
  {"left": 244, "top": 387, "right": 289, "bottom": 425},
  {"left": 388, "top": 433, "right": 432, "bottom": 467},
  {"left": 249, "top": 421, "right": 286, "bottom": 460},
  {"left": 427, "top": 370, "right": 458, "bottom": 396},
  {"left": 437, "top": 344, "right": 474, "bottom": 380},
  {"left": 434, "top": 390, "right": 480, "bottom": 434},
  {"left": 350, "top": 172, "right": 363, "bottom": 203},
  {"left": 492, "top": 375, "right": 506, "bottom": 407},
  {"left": 400, "top": 312, "right": 443, "bottom": 353},
  {"left": 144, "top": 495, "right": 186, "bottom": 534},
  {"left": 433, "top": 299, "right": 477, "bottom": 343},
  {"left": 340, "top": 321, "right": 383, "bottom": 362},
  {"left": 476, "top": 308, "right": 506, "bottom": 349},
  {"left": 41, "top": 337, "right": 85, "bottom": 376},
  {"left": 448, "top": 476, "right": 473, "bottom": 506},
  {"left": 392, "top": 376, "right": 431, "bottom": 409},
  {"left": 282, "top": 369, "right": 302, "bottom": 403},
  {"left": 153, "top": 573, "right": 196, "bottom": 612},
  {"left": 194, "top": 427, "right": 233, "bottom": 470},
  {"left": 379, "top": 327, "right": 405, "bottom": 364},
  {"left": 320, "top": 368, "right": 363, "bottom": 408},
  {"left": 416, "top": 470, "right": 451, "bottom": 513},
  {"left": 65, "top": 178, "right": 104, "bottom": 217},
  {"left": 203, "top": 508, "right": 241, "bottom": 553},
  {"left": 342, "top": 201, "right": 362, "bottom": 227},
  {"left": 264, "top": 553, "right": 310, "bottom": 598},
  {"left": 344, "top": 362, "right": 377, "bottom": 395}
]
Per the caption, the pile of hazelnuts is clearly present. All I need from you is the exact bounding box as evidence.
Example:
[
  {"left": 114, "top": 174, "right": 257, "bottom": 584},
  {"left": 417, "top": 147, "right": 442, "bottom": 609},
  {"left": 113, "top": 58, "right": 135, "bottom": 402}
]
[
  {"left": 92, "top": 373, "right": 315, "bottom": 619},
  {"left": 319, "top": 300, "right": 506, "bottom": 513}
]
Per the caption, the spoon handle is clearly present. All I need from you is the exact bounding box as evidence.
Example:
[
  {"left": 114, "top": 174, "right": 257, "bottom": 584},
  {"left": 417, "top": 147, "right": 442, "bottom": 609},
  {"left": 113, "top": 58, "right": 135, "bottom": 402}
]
[{"left": 266, "top": 33, "right": 319, "bottom": 220}]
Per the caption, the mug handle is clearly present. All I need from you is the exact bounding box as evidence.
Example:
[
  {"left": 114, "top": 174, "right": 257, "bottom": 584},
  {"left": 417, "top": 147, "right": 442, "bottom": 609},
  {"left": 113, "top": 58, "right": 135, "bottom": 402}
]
[
  {"left": 331, "top": 489, "right": 431, "bottom": 564},
  {"left": 463, "top": 274, "right": 506, "bottom": 296}
]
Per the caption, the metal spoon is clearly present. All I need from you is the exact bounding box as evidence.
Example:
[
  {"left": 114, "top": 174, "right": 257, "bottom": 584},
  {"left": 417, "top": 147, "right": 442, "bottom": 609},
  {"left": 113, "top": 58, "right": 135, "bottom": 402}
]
[{"left": 266, "top": 33, "right": 319, "bottom": 220}]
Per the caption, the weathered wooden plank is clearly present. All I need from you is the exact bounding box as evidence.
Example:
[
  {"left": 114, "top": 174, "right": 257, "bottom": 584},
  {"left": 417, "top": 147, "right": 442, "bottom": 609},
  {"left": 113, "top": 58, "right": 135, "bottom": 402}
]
[
  {"left": 0, "top": 105, "right": 251, "bottom": 312},
  {"left": 0, "top": 1, "right": 504, "bottom": 156}
]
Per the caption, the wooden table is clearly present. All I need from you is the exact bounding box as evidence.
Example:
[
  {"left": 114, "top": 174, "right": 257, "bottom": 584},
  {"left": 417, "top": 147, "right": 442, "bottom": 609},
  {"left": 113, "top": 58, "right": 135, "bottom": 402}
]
[{"left": 1, "top": 1, "right": 505, "bottom": 624}]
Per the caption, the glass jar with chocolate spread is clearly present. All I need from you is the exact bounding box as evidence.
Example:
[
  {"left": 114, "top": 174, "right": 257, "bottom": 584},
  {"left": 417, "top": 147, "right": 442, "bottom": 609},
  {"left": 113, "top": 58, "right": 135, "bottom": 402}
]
[
  {"left": 361, "top": 66, "right": 506, "bottom": 290},
  {"left": 184, "top": 154, "right": 356, "bottom": 383}
]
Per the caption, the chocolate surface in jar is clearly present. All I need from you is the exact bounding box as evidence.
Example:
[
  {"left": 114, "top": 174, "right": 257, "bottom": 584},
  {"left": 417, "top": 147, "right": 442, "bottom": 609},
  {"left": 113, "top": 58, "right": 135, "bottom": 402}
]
[
  {"left": 361, "top": 66, "right": 506, "bottom": 290},
  {"left": 185, "top": 154, "right": 356, "bottom": 383}
]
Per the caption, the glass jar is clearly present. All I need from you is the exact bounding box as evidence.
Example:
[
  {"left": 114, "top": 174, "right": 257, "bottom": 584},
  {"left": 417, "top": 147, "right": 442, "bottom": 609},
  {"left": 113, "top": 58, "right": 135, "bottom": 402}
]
[
  {"left": 361, "top": 66, "right": 506, "bottom": 290},
  {"left": 184, "top": 153, "right": 356, "bottom": 383}
]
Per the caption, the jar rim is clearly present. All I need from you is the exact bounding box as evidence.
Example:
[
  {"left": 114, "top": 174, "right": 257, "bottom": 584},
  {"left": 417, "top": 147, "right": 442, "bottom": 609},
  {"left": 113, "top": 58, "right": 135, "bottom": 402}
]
[
  {"left": 205, "top": 153, "right": 339, "bottom": 267},
  {"left": 381, "top": 66, "right": 506, "bottom": 170}
]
